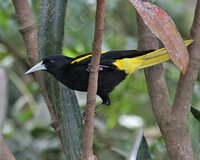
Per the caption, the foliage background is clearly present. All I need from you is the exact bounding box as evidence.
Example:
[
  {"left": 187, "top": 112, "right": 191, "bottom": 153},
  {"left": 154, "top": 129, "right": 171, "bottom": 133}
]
[{"left": 0, "top": 0, "right": 199, "bottom": 159}]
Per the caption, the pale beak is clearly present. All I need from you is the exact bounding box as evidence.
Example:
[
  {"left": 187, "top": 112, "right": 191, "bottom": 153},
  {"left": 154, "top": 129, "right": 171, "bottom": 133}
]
[{"left": 25, "top": 61, "right": 47, "bottom": 74}]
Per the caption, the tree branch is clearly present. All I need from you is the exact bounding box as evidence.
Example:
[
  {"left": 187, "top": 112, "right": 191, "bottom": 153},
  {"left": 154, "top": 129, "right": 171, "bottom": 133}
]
[
  {"left": 12, "top": 0, "right": 83, "bottom": 159},
  {"left": 81, "top": 0, "right": 106, "bottom": 159},
  {"left": 0, "top": 36, "right": 28, "bottom": 69},
  {"left": 0, "top": 68, "right": 7, "bottom": 132},
  {"left": 137, "top": 15, "right": 171, "bottom": 124},
  {"left": 137, "top": 0, "right": 198, "bottom": 159},
  {"left": 0, "top": 136, "right": 16, "bottom": 160},
  {"left": 173, "top": 0, "right": 200, "bottom": 114},
  {"left": 11, "top": 0, "right": 58, "bottom": 134}
]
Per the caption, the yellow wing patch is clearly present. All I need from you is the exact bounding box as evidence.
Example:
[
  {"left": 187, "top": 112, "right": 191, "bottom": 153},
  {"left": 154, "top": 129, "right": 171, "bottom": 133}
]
[
  {"left": 71, "top": 54, "right": 92, "bottom": 64},
  {"left": 71, "top": 51, "right": 107, "bottom": 64},
  {"left": 113, "top": 58, "right": 143, "bottom": 74},
  {"left": 113, "top": 48, "right": 170, "bottom": 74}
]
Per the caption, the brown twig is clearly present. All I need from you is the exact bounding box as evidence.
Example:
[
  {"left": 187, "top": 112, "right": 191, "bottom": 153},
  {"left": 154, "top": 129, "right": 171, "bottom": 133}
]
[
  {"left": 0, "top": 68, "right": 7, "bottom": 132},
  {"left": 0, "top": 136, "right": 16, "bottom": 160},
  {"left": 81, "top": 0, "right": 106, "bottom": 159},
  {"left": 11, "top": 0, "right": 59, "bottom": 133},
  {"left": 0, "top": 36, "right": 29, "bottom": 69}
]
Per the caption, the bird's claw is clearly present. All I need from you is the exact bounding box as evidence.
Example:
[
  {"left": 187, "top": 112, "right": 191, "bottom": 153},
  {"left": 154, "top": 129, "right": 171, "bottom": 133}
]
[
  {"left": 81, "top": 111, "right": 98, "bottom": 121},
  {"left": 87, "top": 63, "right": 109, "bottom": 72}
]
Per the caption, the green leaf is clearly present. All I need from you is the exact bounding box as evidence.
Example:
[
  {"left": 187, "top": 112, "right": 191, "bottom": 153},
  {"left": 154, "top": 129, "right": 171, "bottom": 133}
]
[
  {"left": 136, "top": 135, "right": 152, "bottom": 160},
  {"left": 39, "top": 0, "right": 83, "bottom": 159},
  {"left": 191, "top": 106, "right": 200, "bottom": 122}
]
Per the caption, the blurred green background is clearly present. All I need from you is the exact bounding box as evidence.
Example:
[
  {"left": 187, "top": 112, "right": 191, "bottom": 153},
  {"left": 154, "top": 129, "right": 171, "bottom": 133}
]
[{"left": 0, "top": 0, "right": 199, "bottom": 160}]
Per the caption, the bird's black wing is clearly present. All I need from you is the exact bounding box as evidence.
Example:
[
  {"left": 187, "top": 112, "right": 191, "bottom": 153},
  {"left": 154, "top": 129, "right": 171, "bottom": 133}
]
[
  {"left": 100, "top": 50, "right": 154, "bottom": 60},
  {"left": 69, "top": 50, "right": 154, "bottom": 67},
  {"left": 69, "top": 52, "right": 92, "bottom": 66}
]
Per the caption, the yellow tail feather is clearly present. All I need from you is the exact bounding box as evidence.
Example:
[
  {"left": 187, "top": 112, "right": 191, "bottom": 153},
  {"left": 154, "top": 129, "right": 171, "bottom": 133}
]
[
  {"left": 138, "top": 39, "right": 192, "bottom": 69},
  {"left": 113, "top": 39, "right": 193, "bottom": 74}
]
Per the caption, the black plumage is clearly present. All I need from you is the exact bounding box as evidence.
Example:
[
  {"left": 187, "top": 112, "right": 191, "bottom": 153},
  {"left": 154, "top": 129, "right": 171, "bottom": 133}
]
[{"left": 26, "top": 49, "right": 170, "bottom": 108}]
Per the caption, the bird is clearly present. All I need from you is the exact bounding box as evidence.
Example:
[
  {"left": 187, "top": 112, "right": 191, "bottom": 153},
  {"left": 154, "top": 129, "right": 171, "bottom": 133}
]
[{"left": 25, "top": 40, "right": 192, "bottom": 109}]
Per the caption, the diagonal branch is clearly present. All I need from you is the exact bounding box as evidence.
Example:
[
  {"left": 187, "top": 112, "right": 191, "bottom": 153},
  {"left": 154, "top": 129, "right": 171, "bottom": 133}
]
[
  {"left": 137, "top": 14, "right": 171, "bottom": 124},
  {"left": 0, "top": 136, "right": 16, "bottom": 160},
  {"left": 81, "top": 0, "right": 106, "bottom": 159},
  {"left": 0, "top": 36, "right": 28, "bottom": 69},
  {"left": 136, "top": 0, "right": 200, "bottom": 159},
  {"left": 173, "top": 0, "right": 200, "bottom": 115},
  {"left": 11, "top": 0, "right": 58, "bottom": 132}
]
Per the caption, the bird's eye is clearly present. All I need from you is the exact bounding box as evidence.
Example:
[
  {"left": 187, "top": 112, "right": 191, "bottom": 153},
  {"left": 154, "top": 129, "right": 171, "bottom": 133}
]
[
  {"left": 49, "top": 60, "right": 55, "bottom": 63},
  {"left": 46, "top": 60, "right": 55, "bottom": 65},
  {"left": 44, "top": 60, "right": 55, "bottom": 66}
]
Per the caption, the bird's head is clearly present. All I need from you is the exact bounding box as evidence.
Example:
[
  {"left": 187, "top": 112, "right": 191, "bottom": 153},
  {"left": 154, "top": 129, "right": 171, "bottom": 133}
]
[{"left": 25, "top": 55, "right": 72, "bottom": 75}]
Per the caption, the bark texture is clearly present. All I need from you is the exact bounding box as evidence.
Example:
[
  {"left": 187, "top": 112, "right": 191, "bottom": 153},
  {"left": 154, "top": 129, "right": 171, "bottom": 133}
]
[
  {"left": 81, "top": 0, "right": 106, "bottom": 160},
  {"left": 12, "top": 0, "right": 83, "bottom": 159},
  {"left": 137, "top": 0, "right": 200, "bottom": 159},
  {"left": 0, "top": 136, "right": 16, "bottom": 160},
  {"left": 11, "top": 0, "right": 57, "bottom": 129},
  {"left": 0, "top": 69, "right": 7, "bottom": 132},
  {"left": 0, "top": 69, "right": 14, "bottom": 160}
]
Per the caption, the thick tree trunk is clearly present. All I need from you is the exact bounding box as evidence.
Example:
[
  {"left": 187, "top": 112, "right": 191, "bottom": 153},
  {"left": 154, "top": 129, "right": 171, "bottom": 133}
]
[{"left": 137, "top": 0, "right": 200, "bottom": 159}]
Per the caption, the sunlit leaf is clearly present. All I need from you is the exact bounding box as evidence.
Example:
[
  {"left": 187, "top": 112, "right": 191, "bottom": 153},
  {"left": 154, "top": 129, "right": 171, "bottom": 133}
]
[{"left": 129, "top": 0, "right": 189, "bottom": 74}]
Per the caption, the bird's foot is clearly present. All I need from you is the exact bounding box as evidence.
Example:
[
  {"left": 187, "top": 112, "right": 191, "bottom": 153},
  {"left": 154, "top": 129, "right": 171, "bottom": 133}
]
[
  {"left": 81, "top": 110, "right": 98, "bottom": 121},
  {"left": 87, "top": 63, "right": 109, "bottom": 72},
  {"left": 81, "top": 112, "right": 87, "bottom": 121},
  {"left": 81, "top": 102, "right": 109, "bottom": 121}
]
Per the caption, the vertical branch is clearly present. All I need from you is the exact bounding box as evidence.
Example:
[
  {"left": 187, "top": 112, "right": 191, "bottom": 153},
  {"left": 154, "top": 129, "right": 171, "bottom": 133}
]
[
  {"left": 81, "top": 0, "right": 106, "bottom": 159},
  {"left": 11, "top": 0, "right": 57, "bottom": 129},
  {"left": 0, "top": 68, "right": 7, "bottom": 131},
  {"left": 137, "top": 14, "right": 171, "bottom": 123},
  {"left": 170, "top": 0, "right": 200, "bottom": 158},
  {"left": 0, "top": 69, "right": 15, "bottom": 160},
  {"left": 137, "top": 0, "right": 199, "bottom": 159},
  {"left": 173, "top": 0, "right": 200, "bottom": 114},
  {"left": 11, "top": 0, "right": 38, "bottom": 64}
]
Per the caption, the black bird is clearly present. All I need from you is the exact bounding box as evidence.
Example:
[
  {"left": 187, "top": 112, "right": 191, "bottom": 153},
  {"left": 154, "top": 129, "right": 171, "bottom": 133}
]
[{"left": 25, "top": 40, "right": 192, "bottom": 109}]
